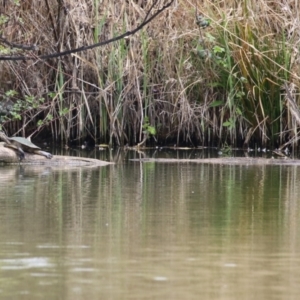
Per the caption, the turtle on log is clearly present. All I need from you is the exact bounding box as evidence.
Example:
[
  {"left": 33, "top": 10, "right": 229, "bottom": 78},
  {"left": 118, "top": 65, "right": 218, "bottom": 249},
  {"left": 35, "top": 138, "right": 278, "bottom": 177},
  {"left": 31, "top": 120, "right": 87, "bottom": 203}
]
[{"left": 0, "top": 131, "right": 53, "bottom": 160}]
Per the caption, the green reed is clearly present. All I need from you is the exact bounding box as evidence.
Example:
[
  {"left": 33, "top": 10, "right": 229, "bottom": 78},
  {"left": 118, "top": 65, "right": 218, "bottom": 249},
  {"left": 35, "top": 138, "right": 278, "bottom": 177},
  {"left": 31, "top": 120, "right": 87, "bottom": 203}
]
[{"left": 0, "top": 0, "right": 298, "bottom": 148}]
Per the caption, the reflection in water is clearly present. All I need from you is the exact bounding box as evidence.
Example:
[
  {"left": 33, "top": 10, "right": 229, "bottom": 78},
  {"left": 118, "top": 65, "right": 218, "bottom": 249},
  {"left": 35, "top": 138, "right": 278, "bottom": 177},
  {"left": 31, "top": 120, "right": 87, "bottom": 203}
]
[
  {"left": 0, "top": 160, "right": 300, "bottom": 299},
  {"left": 1, "top": 257, "right": 52, "bottom": 270}
]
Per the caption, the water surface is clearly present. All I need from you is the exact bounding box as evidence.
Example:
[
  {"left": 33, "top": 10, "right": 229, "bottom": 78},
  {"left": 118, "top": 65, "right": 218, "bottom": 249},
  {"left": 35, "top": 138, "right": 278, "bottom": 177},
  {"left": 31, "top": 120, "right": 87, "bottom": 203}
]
[{"left": 0, "top": 151, "right": 300, "bottom": 299}]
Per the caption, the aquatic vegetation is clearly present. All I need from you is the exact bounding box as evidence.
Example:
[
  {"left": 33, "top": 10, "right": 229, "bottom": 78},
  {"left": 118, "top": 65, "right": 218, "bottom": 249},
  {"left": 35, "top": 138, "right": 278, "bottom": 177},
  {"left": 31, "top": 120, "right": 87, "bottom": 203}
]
[{"left": 0, "top": 0, "right": 299, "bottom": 148}]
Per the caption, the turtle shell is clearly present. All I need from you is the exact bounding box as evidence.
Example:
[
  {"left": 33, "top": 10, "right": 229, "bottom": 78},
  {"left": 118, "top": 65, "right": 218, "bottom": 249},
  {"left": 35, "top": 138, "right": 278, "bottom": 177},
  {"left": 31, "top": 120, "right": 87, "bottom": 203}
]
[{"left": 8, "top": 137, "right": 41, "bottom": 149}]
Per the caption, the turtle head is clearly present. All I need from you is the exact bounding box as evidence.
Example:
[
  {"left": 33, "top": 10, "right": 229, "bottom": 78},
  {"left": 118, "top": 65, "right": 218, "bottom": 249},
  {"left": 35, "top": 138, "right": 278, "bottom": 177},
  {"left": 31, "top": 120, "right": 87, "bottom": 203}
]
[
  {"left": 0, "top": 130, "right": 6, "bottom": 140},
  {"left": 0, "top": 131, "right": 9, "bottom": 143}
]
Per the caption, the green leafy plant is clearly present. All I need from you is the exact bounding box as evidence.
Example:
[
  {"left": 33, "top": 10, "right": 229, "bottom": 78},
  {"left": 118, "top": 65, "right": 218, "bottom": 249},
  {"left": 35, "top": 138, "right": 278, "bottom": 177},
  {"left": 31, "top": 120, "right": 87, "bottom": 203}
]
[{"left": 142, "top": 116, "right": 156, "bottom": 136}]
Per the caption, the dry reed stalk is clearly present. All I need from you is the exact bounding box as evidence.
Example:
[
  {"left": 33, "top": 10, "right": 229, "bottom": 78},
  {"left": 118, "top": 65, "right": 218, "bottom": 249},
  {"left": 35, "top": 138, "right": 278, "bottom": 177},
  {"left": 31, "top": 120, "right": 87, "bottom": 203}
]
[{"left": 1, "top": 0, "right": 300, "bottom": 147}]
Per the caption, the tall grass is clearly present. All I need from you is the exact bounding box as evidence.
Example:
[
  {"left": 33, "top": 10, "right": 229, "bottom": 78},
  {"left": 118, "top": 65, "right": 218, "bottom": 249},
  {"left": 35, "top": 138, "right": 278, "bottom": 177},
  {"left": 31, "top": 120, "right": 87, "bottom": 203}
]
[{"left": 0, "top": 0, "right": 299, "bottom": 148}]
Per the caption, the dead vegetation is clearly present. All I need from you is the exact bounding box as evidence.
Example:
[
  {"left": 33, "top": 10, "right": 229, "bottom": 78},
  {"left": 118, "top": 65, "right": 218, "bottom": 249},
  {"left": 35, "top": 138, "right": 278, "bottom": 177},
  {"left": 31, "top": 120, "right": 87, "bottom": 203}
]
[{"left": 0, "top": 0, "right": 300, "bottom": 148}]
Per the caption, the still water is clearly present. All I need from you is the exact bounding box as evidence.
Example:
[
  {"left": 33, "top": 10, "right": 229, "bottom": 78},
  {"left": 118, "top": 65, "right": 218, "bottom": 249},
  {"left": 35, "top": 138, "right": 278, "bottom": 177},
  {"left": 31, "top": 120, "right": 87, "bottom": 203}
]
[{"left": 0, "top": 150, "right": 300, "bottom": 299}]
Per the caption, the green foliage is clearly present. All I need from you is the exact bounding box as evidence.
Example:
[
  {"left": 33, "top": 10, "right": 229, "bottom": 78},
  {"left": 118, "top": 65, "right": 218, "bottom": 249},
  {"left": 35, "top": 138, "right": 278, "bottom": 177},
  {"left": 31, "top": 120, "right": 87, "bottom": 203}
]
[
  {"left": 196, "top": 15, "right": 211, "bottom": 29},
  {"left": 5, "top": 90, "right": 18, "bottom": 97},
  {"left": 220, "top": 142, "right": 233, "bottom": 155},
  {"left": 209, "top": 100, "right": 224, "bottom": 107},
  {"left": 191, "top": 5, "right": 294, "bottom": 145},
  {"left": 0, "top": 1, "right": 297, "bottom": 146},
  {"left": 228, "top": 23, "right": 291, "bottom": 143},
  {"left": 0, "top": 15, "right": 9, "bottom": 31},
  {"left": 59, "top": 107, "right": 69, "bottom": 116},
  {"left": 0, "top": 90, "right": 47, "bottom": 124},
  {"left": 143, "top": 117, "right": 156, "bottom": 136}
]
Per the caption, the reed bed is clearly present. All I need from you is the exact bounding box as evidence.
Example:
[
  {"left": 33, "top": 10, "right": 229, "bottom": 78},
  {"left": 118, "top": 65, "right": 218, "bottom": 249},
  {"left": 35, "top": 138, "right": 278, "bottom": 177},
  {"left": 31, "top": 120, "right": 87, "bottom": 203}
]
[{"left": 0, "top": 0, "right": 299, "bottom": 148}]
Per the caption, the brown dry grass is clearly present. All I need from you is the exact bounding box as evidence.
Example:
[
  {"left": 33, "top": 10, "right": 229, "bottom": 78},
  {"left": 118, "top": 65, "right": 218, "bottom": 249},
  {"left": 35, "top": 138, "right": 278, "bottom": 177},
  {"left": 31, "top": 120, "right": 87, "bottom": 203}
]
[{"left": 0, "top": 0, "right": 300, "bottom": 148}]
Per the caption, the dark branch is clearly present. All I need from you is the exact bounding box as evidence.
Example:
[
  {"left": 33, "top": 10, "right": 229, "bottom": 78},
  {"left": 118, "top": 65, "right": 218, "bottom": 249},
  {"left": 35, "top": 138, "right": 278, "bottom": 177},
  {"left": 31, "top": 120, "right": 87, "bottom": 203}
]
[
  {"left": 0, "top": 35, "right": 38, "bottom": 51},
  {"left": 0, "top": 0, "right": 174, "bottom": 61}
]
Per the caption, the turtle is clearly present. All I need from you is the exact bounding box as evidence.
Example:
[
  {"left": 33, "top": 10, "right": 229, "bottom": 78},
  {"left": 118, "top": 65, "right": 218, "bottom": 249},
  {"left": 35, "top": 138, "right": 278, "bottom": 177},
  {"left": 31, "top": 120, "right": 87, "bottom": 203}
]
[{"left": 0, "top": 131, "right": 53, "bottom": 160}]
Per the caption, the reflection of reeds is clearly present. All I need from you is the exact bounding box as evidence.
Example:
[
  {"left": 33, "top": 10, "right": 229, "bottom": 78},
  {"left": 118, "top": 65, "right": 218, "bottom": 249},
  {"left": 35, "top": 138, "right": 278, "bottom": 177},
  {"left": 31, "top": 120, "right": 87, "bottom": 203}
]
[{"left": 0, "top": 0, "right": 299, "bottom": 147}]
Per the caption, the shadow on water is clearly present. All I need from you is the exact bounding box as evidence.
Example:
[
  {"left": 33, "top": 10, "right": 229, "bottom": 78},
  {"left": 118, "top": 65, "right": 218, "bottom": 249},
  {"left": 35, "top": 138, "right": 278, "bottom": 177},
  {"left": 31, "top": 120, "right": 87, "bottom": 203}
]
[{"left": 0, "top": 150, "right": 300, "bottom": 299}]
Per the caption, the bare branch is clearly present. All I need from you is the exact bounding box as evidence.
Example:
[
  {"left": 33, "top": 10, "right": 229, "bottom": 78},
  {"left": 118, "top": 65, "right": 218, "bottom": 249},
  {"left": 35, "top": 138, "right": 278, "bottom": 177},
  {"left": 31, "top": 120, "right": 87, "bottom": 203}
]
[{"left": 0, "top": 0, "right": 174, "bottom": 61}]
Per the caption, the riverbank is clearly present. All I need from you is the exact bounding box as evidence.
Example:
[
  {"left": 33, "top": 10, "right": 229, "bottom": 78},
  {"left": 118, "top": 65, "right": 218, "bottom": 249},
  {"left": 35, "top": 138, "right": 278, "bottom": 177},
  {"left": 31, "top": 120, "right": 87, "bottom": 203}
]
[{"left": 1, "top": 0, "right": 299, "bottom": 148}]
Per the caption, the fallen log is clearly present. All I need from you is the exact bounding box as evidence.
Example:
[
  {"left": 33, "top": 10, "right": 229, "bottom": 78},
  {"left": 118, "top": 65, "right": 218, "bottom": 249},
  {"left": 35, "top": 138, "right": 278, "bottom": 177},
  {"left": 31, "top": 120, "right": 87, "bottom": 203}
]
[
  {"left": 130, "top": 157, "right": 300, "bottom": 166},
  {"left": 0, "top": 142, "right": 113, "bottom": 166}
]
